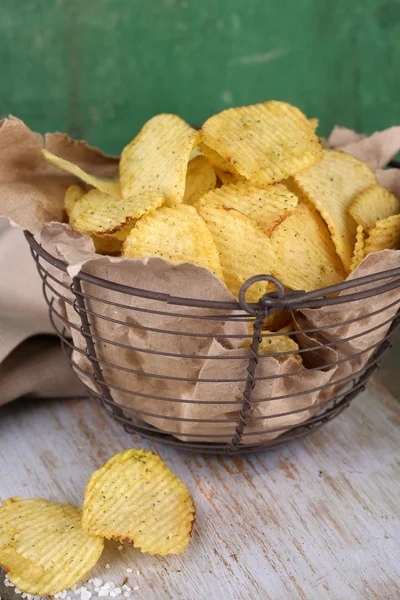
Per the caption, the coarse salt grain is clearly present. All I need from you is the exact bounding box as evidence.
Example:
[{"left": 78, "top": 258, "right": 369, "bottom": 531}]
[
  {"left": 118, "top": 545, "right": 123, "bottom": 550},
  {"left": 81, "top": 590, "right": 92, "bottom": 600},
  {"left": 136, "top": 571, "right": 140, "bottom": 576},
  {"left": 98, "top": 591, "right": 109, "bottom": 597},
  {"left": 126, "top": 568, "right": 133, "bottom": 573},
  {"left": 133, "top": 586, "right": 140, "bottom": 591},
  {"left": 105, "top": 563, "right": 111, "bottom": 569},
  {"left": 91, "top": 578, "right": 103, "bottom": 587}
]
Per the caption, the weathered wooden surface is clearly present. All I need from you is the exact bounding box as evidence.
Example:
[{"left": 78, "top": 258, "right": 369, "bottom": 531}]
[
  {"left": 0, "top": 379, "right": 399, "bottom": 599},
  {"left": 0, "top": 0, "right": 399, "bottom": 152}
]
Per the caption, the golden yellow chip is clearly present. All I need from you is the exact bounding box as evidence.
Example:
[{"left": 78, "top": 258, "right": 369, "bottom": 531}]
[
  {"left": 69, "top": 189, "right": 164, "bottom": 240},
  {"left": 82, "top": 449, "right": 195, "bottom": 556},
  {"left": 350, "top": 225, "right": 366, "bottom": 271},
  {"left": 349, "top": 184, "right": 400, "bottom": 230},
  {"left": 183, "top": 155, "right": 217, "bottom": 205},
  {"left": 263, "top": 310, "right": 293, "bottom": 332},
  {"left": 0, "top": 497, "right": 103, "bottom": 596},
  {"left": 244, "top": 324, "right": 301, "bottom": 362},
  {"left": 270, "top": 202, "right": 346, "bottom": 291},
  {"left": 196, "top": 201, "right": 277, "bottom": 302},
  {"left": 364, "top": 214, "right": 400, "bottom": 254},
  {"left": 215, "top": 169, "right": 238, "bottom": 186},
  {"left": 293, "top": 149, "right": 377, "bottom": 271},
  {"left": 199, "top": 142, "right": 245, "bottom": 179},
  {"left": 92, "top": 236, "right": 122, "bottom": 255},
  {"left": 43, "top": 149, "right": 121, "bottom": 198},
  {"left": 64, "top": 185, "right": 85, "bottom": 217},
  {"left": 200, "top": 181, "right": 298, "bottom": 235},
  {"left": 200, "top": 101, "right": 322, "bottom": 185},
  {"left": 309, "top": 117, "right": 319, "bottom": 131},
  {"left": 120, "top": 114, "right": 199, "bottom": 204},
  {"left": 122, "top": 204, "right": 224, "bottom": 279}
]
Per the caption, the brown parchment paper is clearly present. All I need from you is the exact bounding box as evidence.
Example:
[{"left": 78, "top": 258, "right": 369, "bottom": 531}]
[{"left": 1, "top": 118, "right": 400, "bottom": 443}]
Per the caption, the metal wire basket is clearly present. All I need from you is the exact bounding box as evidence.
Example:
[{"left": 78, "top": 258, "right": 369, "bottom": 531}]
[{"left": 24, "top": 163, "right": 400, "bottom": 455}]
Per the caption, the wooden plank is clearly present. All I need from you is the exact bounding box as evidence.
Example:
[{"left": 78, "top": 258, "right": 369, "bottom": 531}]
[
  {"left": 0, "top": 379, "right": 399, "bottom": 599},
  {"left": 0, "top": 1, "right": 399, "bottom": 153}
]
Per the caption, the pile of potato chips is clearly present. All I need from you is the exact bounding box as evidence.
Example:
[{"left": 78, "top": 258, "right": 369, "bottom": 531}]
[
  {"left": 0, "top": 450, "right": 195, "bottom": 596},
  {"left": 43, "top": 101, "right": 400, "bottom": 360},
  {"left": 43, "top": 100, "right": 400, "bottom": 307}
]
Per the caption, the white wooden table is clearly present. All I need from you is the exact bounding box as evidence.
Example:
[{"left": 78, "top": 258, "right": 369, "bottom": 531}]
[{"left": 0, "top": 379, "right": 399, "bottom": 600}]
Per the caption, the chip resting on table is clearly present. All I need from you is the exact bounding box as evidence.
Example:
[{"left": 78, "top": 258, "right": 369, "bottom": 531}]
[
  {"left": 0, "top": 497, "right": 104, "bottom": 596},
  {"left": 82, "top": 449, "right": 196, "bottom": 556}
]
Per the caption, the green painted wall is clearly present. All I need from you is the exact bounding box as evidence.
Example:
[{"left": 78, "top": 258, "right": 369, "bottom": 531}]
[{"left": 0, "top": 0, "right": 399, "bottom": 154}]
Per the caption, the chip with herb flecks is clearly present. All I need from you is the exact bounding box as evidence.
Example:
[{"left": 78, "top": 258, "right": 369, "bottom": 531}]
[
  {"left": 0, "top": 497, "right": 104, "bottom": 596},
  {"left": 82, "top": 449, "right": 196, "bottom": 556}
]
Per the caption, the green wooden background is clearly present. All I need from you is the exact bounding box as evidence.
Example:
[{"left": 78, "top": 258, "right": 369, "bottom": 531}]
[{"left": 0, "top": 0, "right": 399, "bottom": 154}]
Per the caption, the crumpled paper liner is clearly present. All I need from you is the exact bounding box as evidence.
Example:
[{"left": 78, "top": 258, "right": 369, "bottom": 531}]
[{"left": 1, "top": 117, "right": 400, "bottom": 444}]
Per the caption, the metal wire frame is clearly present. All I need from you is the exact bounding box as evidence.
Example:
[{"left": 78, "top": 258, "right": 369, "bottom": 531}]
[{"left": 25, "top": 214, "right": 400, "bottom": 454}]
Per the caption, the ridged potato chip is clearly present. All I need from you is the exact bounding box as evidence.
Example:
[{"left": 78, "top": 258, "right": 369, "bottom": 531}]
[
  {"left": 69, "top": 189, "right": 164, "bottom": 240},
  {"left": 64, "top": 184, "right": 85, "bottom": 216},
  {"left": 120, "top": 114, "right": 199, "bottom": 204},
  {"left": 215, "top": 169, "right": 238, "bottom": 186},
  {"left": 244, "top": 324, "right": 301, "bottom": 362},
  {"left": 262, "top": 310, "right": 293, "bottom": 332},
  {"left": 199, "top": 142, "right": 245, "bottom": 179},
  {"left": 0, "top": 497, "right": 103, "bottom": 596},
  {"left": 293, "top": 150, "right": 377, "bottom": 271},
  {"left": 350, "top": 225, "right": 366, "bottom": 271},
  {"left": 270, "top": 202, "right": 346, "bottom": 291},
  {"left": 349, "top": 184, "right": 400, "bottom": 230},
  {"left": 200, "top": 101, "right": 322, "bottom": 185},
  {"left": 82, "top": 449, "right": 195, "bottom": 556},
  {"left": 43, "top": 149, "right": 121, "bottom": 198},
  {"left": 183, "top": 155, "right": 216, "bottom": 205},
  {"left": 309, "top": 117, "right": 319, "bottom": 131},
  {"left": 196, "top": 201, "right": 277, "bottom": 302},
  {"left": 200, "top": 181, "right": 298, "bottom": 235},
  {"left": 364, "top": 214, "right": 400, "bottom": 254},
  {"left": 122, "top": 204, "right": 224, "bottom": 279},
  {"left": 92, "top": 236, "right": 122, "bottom": 255}
]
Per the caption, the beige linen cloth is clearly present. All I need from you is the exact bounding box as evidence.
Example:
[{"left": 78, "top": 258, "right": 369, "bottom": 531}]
[{"left": 0, "top": 117, "right": 400, "bottom": 444}]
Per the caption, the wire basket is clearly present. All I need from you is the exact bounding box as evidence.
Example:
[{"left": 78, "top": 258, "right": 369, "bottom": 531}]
[{"left": 24, "top": 167, "right": 400, "bottom": 455}]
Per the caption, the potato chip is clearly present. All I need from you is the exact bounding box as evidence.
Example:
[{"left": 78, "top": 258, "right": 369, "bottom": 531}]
[
  {"left": 69, "top": 189, "right": 164, "bottom": 240},
  {"left": 244, "top": 324, "right": 301, "bottom": 362},
  {"left": 309, "top": 117, "right": 319, "bottom": 131},
  {"left": 247, "top": 312, "right": 293, "bottom": 336},
  {"left": 92, "top": 236, "right": 122, "bottom": 255},
  {"left": 196, "top": 201, "right": 277, "bottom": 302},
  {"left": 349, "top": 184, "right": 400, "bottom": 230},
  {"left": 263, "top": 310, "right": 293, "bottom": 332},
  {"left": 43, "top": 149, "right": 121, "bottom": 198},
  {"left": 199, "top": 142, "right": 245, "bottom": 179},
  {"left": 270, "top": 202, "right": 346, "bottom": 291},
  {"left": 120, "top": 114, "right": 199, "bottom": 204},
  {"left": 215, "top": 169, "right": 237, "bottom": 186},
  {"left": 183, "top": 155, "right": 216, "bottom": 205},
  {"left": 0, "top": 497, "right": 103, "bottom": 596},
  {"left": 350, "top": 225, "right": 366, "bottom": 271},
  {"left": 64, "top": 185, "right": 85, "bottom": 216},
  {"left": 82, "top": 449, "right": 195, "bottom": 556},
  {"left": 200, "top": 101, "right": 322, "bottom": 185},
  {"left": 122, "top": 204, "right": 224, "bottom": 279},
  {"left": 200, "top": 181, "right": 298, "bottom": 235},
  {"left": 364, "top": 214, "right": 400, "bottom": 254},
  {"left": 293, "top": 150, "right": 377, "bottom": 271}
]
